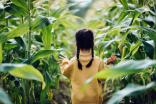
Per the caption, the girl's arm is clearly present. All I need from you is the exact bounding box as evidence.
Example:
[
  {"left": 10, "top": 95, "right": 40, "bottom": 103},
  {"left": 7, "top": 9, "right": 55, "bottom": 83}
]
[
  {"left": 59, "top": 58, "right": 73, "bottom": 79},
  {"left": 99, "top": 60, "right": 108, "bottom": 71},
  {"left": 99, "top": 54, "right": 117, "bottom": 71},
  {"left": 98, "top": 55, "right": 117, "bottom": 82}
]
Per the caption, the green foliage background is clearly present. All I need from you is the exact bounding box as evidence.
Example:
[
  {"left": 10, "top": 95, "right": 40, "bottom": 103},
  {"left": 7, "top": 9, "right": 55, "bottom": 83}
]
[{"left": 0, "top": 0, "right": 156, "bottom": 104}]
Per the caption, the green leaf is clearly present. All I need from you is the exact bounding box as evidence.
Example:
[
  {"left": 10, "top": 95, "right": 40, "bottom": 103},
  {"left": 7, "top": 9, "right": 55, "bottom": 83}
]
[
  {"left": 0, "top": 17, "right": 51, "bottom": 43},
  {"left": 117, "top": 10, "right": 127, "bottom": 23},
  {"left": 135, "top": 6, "right": 151, "bottom": 14},
  {"left": 107, "top": 82, "right": 156, "bottom": 104},
  {"left": 0, "top": 88, "right": 12, "bottom": 104},
  {"left": 4, "top": 43, "right": 17, "bottom": 50},
  {"left": 6, "top": 24, "right": 29, "bottom": 39},
  {"left": 143, "top": 27, "right": 156, "bottom": 41},
  {"left": 0, "top": 43, "right": 2, "bottom": 63},
  {"left": 0, "top": 64, "right": 46, "bottom": 89},
  {"left": 0, "top": 33, "right": 8, "bottom": 43},
  {"left": 143, "top": 15, "right": 156, "bottom": 27},
  {"left": 32, "top": 17, "right": 50, "bottom": 30},
  {"left": 142, "top": 40, "right": 154, "bottom": 59},
  {"left": 103, "top": 38, "right": 117, "bottom": 48},
  {"left": 51, "top": 6, "right": 68, "bottom": 18},
  {"left": 30, "top": 50, "right": 55, "bottom": 63},
  {"left": 41, "top": 26, "right": 52, "bottom": 49},
  {"left": 14, "top": 37, "right": 25, "bottom": 48},
  {"left": 11, "top": 0, "right": 28, "bottom": 12},
  {"left": 85, "top": 20, "right": 105, "bottom": 29},
  {"left": 119, "top": 0, "right": 128, "bottom": 9},
  {"left": 0, "top": 24, "right": 28, "bottom": 43},
  {"left": 5, "top": 3, "right": 27, "bottom": 16},
  {"left": 129, "top": 41, "right": 141, "bottom": 56},
  {"left": 121, "top": 46, "right": 127, "bottom": 60},
  {"left": 7, "top": 17, "right": 50, "bottom": 39},
  {"left": 0, "top": 7, "right": 5, "bottom": 19},
  {"left": 95, "top": 60, "right": 156, "bottom": 79}
]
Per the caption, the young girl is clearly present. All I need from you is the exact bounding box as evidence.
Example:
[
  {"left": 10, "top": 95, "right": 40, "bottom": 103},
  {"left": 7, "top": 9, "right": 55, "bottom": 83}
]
[{"left": 60, "top": 29, "right": 115, "bottom": 104}]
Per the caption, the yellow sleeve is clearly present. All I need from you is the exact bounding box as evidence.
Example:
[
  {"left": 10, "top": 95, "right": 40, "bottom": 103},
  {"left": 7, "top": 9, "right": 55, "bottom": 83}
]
[
  {"left": 98, "top": 59, "right": 109, "bottom": 72},
  {"left": 98, "top": 59, "right": 109, "bottom": 85},
  {"left": 60, "top": 58, "right": 73, "bottom": 79}
]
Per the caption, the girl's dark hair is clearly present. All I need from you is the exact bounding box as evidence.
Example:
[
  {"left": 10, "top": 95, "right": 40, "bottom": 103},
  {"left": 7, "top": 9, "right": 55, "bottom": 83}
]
[{"left": 76, "top": 29, "right": 94, "bottom": 70}]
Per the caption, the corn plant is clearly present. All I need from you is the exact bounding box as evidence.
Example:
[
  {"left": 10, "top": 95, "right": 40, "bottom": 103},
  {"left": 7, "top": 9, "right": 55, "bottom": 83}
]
[
  {"left": 0, "top": 0, "right": 156, "bottom": 104},
  {"left": 93, "top": 0, "right": 156, "bottom": 104},
  {"left": 0, "top": 0, "right": 80, "bottom": 104}
]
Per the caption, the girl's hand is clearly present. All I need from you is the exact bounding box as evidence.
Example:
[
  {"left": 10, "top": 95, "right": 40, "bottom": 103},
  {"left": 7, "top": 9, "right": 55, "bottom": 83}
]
[
  {"left": 58, "top": 54, "right": 68, "bottom": 64},
  {"left": 107, "top": 54, "right": 117, "bottom": 65},
  {"left": 58, "top": 54, "right": 65, "bottom": 64}
]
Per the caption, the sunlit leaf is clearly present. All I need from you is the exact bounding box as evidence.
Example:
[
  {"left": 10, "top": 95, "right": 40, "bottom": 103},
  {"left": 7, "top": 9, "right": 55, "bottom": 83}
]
[
  {"left": 135, "top": 6, "right": 151, "bottom": 13},
  {"left": 121, "top": 46, "right": 127, "bottom": 60},
  {"left": 4, "top": 43, "right": 17, "bottom": 50},
  {"left": 130, "top": 41, "right": 141, "bottom": 56},
  {"left": 85, "top": 20, "right": 105, "bottom": 29},
  {"left": 0, "top": 64, "right": 46, "bottom": 89},
  {"left": 6, "top": 24, "right": 29, "bottom": 39},
  {"left": 117, "top": 10, "right": 127, "bottom": 23},
  {"left": 0, "top": 17, "right": 51, "bottom": 43},
  {"left": 103, "top": 38, "right": 118, "bottom": 48},
  {"left": 107, "top": 82, "right": 156, "bottom": 104},
  {"left": 30, "top": 49, "right": 61, "bottom": 63},
  {"left": 119, "top": 0, "right": 128, "bottom": 9},
  {"left": 32, "top": 16, "right": 50, "bottom": 30},
  {"left": 11, "top": 0, "right": 28, "bottom": 12},
  {"left": 95, "top": 60, "right": 156, "bottom": 79},
  {"left": 0, "top": 24, "right": 29, "bottom": 43},
  {"left": 41, "top": 26, "right": 52, "bottom": 49}
]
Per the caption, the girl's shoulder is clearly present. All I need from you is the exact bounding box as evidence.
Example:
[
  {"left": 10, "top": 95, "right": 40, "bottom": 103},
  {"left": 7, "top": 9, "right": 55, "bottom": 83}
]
[
  {"left": 94, "top": 56, "right": 107, "bottom": 66},
  {"left": 70, "top": 56, "right": 76, "bottom": 61},
  {"left": 94, "top": 56, "right": 103, "bottom": 62},
  {"left": 69, "top": 56, "right": 77, "bottom": 64}
]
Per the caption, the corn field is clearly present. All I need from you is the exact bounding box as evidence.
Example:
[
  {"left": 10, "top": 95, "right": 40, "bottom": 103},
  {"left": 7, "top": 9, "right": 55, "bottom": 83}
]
[{"left": 0, "top": 0, "right": 156, "bottom": 104}]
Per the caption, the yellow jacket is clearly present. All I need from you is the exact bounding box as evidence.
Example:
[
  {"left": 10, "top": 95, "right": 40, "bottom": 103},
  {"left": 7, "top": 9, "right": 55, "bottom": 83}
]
[{"left": 60, "top": 50, "right": 107, "bottom": 104}]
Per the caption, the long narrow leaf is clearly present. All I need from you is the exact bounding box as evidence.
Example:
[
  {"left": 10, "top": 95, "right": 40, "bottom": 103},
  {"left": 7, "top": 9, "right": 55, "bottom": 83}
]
[
  {"left": 0, "top": 17, "right": 51, "bottom": 43},
  {"left": 119, "top": 0, "right": 128, "bottom": 9},
  {"left": 95, "top": 60, "right": 156, "bottom": 79},
  {"left": 0, "top": 64, "right": 46, "bottom": 89},
  {"left": 30, "top": 50, "right": 56, "bottom": 63},
  {"left": 7, "top": 24, "right": 29, "bottom": 39},
  {"left": 11, "top": 0, "right": 28, "bottom": 12},
  {"left": 107, "top": 82, "right": 156, "bottom": 104},
  {"left": 143, "top": 27, "right": 156, "bottom": 41},
  {"left": 32, "top": 17, "right": 50, "bottom": 30},
  {"left": 129, "top": 41, "right": 141, "bottom": 56},
  {"left": 41, "top": 26, "right": 52, "bottom": 49}
]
